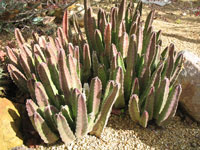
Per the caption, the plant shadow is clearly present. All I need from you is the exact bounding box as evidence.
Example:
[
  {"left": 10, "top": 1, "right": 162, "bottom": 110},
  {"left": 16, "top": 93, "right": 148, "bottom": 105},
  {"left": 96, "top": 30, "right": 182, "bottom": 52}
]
[
  {"left": 162, "top": 32, "right": 200, "bottom": 44},
  {"left": 8, "top": 108, "right": 23, "bottom": 140},
  {"left": 8, "top": 103, "right": 42, "bottom": 148}
]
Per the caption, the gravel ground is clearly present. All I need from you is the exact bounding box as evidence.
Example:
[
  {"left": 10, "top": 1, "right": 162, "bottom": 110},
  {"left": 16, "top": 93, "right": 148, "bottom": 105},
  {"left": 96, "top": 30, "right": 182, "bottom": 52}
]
[{"left": 28, "top": 111, "right": 200, "bottom": 150}]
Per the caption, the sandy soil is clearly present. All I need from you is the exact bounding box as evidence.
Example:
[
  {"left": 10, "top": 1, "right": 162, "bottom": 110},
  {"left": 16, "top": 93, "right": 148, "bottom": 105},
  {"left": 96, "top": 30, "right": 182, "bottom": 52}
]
[{"left": 147, "top": 0, "right": 200, "bottom": 57}]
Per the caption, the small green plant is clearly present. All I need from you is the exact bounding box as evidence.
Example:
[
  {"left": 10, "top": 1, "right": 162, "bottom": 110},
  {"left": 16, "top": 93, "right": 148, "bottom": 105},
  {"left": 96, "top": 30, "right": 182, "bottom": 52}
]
[{"left": 0, "top": 65, "right": 12, "bottom": 96}]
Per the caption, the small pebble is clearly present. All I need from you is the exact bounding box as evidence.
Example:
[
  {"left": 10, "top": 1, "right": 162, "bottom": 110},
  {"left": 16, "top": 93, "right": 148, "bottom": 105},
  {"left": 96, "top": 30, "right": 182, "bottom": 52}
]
[{"left": 182, "top": 12, "right": 187, "bottom": 16}]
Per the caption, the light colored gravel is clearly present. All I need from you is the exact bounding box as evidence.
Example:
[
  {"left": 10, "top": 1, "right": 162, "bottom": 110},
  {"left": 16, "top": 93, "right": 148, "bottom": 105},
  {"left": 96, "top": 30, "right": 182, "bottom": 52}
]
[{"left": 35, "top": 112, "right": 200, "bottom": 150}]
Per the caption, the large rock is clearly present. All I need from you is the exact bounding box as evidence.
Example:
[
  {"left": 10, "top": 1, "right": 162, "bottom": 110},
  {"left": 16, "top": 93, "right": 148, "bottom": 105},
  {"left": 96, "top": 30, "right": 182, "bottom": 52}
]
[
  {"left": 0, "top": 98, "right": 23, "bottom": 149},
  {"left": 178, "top": 51, "right": 200, "bottom": 122}
]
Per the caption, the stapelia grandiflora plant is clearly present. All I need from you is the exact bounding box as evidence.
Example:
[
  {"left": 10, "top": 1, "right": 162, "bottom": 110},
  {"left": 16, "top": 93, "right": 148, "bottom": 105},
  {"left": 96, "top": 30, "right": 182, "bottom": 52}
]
[
  {"left": 6, "top": 10, "right": 119, "bottom": 145},
  {"left": 78, "top": 0, "right": 183, "bottom": 127}
]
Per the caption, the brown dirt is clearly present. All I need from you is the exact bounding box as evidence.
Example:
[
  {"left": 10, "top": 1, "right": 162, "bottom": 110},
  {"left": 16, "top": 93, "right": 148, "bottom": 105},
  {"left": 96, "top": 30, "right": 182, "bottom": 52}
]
[{"left": 147, "top": 0, "right": 200, "bottom": 57}]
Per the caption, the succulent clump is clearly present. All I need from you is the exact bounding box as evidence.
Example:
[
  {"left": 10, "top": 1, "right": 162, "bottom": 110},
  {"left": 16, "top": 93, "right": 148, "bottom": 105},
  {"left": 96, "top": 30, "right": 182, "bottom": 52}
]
[{"left": 6, "top": 0, "right": 183, "bottom": 145}]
